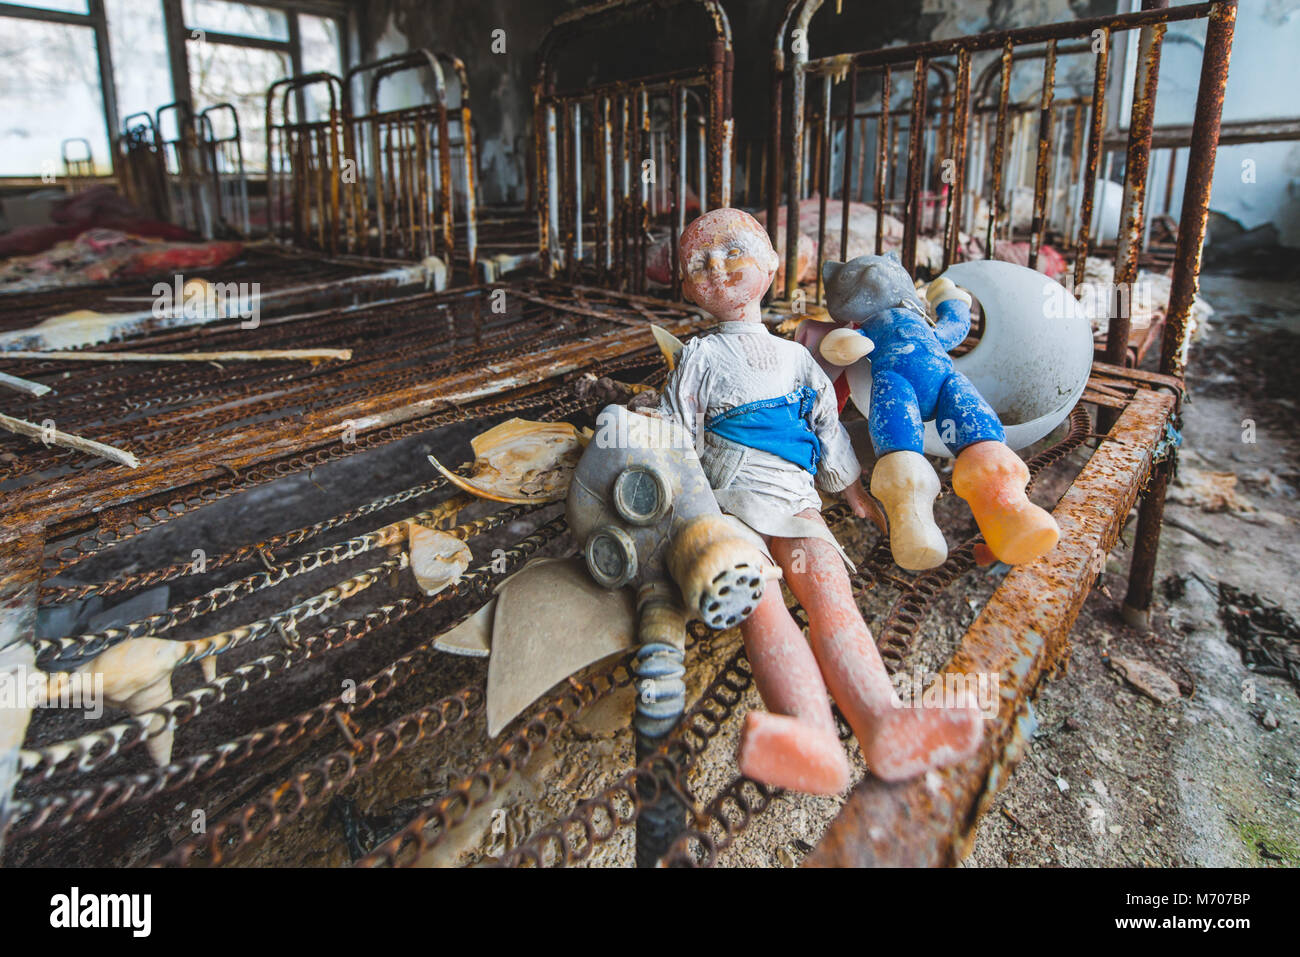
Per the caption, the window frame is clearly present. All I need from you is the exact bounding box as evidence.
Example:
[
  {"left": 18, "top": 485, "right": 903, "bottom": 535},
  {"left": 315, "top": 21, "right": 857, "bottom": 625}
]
[
  {"left": 0, "top": 0, "right": 121, "bottom": 176},
  {"left": 0, "top": 0, "right": 347, "bottom": 179}
]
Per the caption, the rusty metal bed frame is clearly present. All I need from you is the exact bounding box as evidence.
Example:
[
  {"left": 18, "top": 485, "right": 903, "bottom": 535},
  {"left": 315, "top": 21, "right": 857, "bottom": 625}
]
[
  {"left": 767, "top": 1, "right": 1236, "bottom": 360},
  {"left": 534, "top": 0, "right": 734, "bottom": 299},
  {"left": 0, "top": 0, "right": 1234, "bottom": 869},
  {"left": 114, "top": 102, "right": 252, "bottom": 240},
  {"left": 764, "top": 0, "right": 1234, "bottom": 864},
  {"left": 266, "top": 51, "right": 479, "bottom": 280}
]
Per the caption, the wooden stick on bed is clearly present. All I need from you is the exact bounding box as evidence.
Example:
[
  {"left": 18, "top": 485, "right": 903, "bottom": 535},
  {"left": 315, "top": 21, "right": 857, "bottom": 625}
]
[
  {"left": 0, "top": 413, "right": 139, "bottom": 468},
  {"left": 0, "top": 371, "right": 52, "bottom": 397},
  {"left": 2, "top": 349, "right": 353, "bottom": 364}
]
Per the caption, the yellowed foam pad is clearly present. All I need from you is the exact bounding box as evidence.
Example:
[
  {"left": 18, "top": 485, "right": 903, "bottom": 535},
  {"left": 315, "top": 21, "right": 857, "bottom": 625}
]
[
  {"left": 486, "top": 557, "right": 635, "bottom": 737},
  {"left": 434, "top": 597, "right": 495, "bottom": 658},
  {"left": 427, "top": 418, "right": 583, "bottom": 504}
]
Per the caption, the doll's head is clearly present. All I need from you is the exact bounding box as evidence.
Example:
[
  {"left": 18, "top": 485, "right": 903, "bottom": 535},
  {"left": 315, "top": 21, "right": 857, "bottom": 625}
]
[
  {"left": 679, "top": 208, "right": 779, "bottom": 321},
  {"left": 823, "top": 253, "right": 928, "bottom": 324}
]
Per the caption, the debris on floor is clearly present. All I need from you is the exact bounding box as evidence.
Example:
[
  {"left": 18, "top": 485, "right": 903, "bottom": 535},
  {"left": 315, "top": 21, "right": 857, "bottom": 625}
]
[{"left": 1168, "top": 467, "right": 1256, "bottom": 513}]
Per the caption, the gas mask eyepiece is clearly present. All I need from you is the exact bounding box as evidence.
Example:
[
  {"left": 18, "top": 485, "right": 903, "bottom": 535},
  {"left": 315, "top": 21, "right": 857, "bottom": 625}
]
[
  {"left": 584, "top": 525, "right": 638, "bottom": 589},
  {"left": 612, "top": 465, "right": 672, "bottom": 525}
]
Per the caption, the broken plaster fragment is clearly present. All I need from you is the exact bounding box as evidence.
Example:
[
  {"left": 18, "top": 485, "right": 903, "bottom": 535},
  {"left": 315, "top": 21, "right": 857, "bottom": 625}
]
[
  {"left": 407, "top": 523, "right": 473, "bottom": 597},
  {"left": 1108, "top": 653, "right": 1181, "bottom": 706}
]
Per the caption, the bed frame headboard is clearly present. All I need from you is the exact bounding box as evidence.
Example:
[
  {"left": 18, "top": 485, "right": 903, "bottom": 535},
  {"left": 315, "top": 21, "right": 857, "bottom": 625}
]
[
  {"left": 533, "top": 0, "right": 734, "bottom": 299},
  {"left": 773, "top": 0, "right": 1237, "bottom": 378}
]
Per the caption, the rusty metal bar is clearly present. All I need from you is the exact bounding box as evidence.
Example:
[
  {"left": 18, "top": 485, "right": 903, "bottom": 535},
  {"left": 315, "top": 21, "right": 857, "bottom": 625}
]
[
  {"left": 1028, "top": 40, "right": 1056, "bottom": 270},
  {"left": 1106, "top": 6, "right": 1168, "bottom": 371},
  {"left": 672, "top": 82, "right": 685, "bottom": 301},
  {"left": 840, "top": 63, "right": 857, "bottom": 271},
  {"left": 561, "top": 100, "right": 576, "bottom": 282},
  {"left": 986, "top": 41, "right": 1013, "bottom": 258},
  {"left": 638, "top": 89, "right": 652, "bottom": 294},
  {"left": 808, "top": 2, "right": 1218, "bottom": 73},
  {"left": 1074, "top": 28, "right": 1110, "bottom": 287},
  {"left": 808, "top": 389, "right": 1175, "bottom": 867},
  {"left": 1161, "top": 0, "right": 1236, "bottom": 379},
  {"left": 601, "top": 95, "right": 614, "bottom": 277},
  {"left": 619, "top": 93, "right": 631, "bottom": 289},
  {"left": 1121, "top": 0, "right": 1238, "bottom": 629},
  {"left": 943, "top": 49, "right": 971, "bottom": 269},
  {"left": 574, "top": 102, "right": 584, "bottom": 268},
  {"left": 815, "top": 73, "right": 832, "bottom": 304},
  {"left": 875, "top": 67, "right": 891, "bottom": 256},
  {"left": 545, "top": 102, "right": 561, "bottom": 276},
  {"left": 902, "top": 57, "right": 929, "bottom": 275}
]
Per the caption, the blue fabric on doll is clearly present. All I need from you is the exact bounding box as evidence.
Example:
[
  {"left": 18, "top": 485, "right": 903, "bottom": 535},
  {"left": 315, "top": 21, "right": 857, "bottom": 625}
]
[
  {"left": 857, "top": 298, "right": 1005, "bottom": 456},
  {"left": 705, "top": 386, "right": 824, "bottom": 475}
]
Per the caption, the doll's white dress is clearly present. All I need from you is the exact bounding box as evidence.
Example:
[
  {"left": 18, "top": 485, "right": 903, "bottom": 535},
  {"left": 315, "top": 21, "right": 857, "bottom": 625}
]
[{"left": 657, "top": 321, "right": 861, "bottom": 568}]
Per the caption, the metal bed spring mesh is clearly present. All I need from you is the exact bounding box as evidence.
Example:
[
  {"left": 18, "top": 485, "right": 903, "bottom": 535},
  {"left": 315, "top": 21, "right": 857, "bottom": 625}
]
[
  {"left": 0, "top": 246, "right": 428, "bottom": 334},
  {"left": 4, "top": 323, "right": 1127, "bottom": 868},
  {"left": 0, "top": 281, "right": 698, "bottom": 519},
  {"left": 4, "top": 402, "right": 1095, "bottom": 867}
]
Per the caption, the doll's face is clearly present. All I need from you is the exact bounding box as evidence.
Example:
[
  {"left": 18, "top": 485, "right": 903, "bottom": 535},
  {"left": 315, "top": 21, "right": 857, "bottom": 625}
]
[{"left": 679, "top": 209, "right": 778, "bottom": 321}]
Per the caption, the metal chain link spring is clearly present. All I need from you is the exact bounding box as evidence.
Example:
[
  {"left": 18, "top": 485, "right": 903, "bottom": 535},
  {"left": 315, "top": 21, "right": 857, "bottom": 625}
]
[
  {"left": 34, "top": 502, "right": 534, "bottom": 670},
  {"left": 9, "top": 517, "right": 569, "bottom": 821}
]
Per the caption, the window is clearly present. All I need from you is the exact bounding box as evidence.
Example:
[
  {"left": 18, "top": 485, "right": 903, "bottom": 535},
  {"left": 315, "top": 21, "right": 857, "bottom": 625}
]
[
  {"left": 0, "top": 1, "right": 347, "bottom": 178},
  {"left": 189, "top": 42, "right": 291, "bottom": 172},
  {"left": 182, "top": 0, "right": 289, "bottom": 42},
  {"left": 104, "top": 0, "right": 172, "bottom": 124},
  {"left": 0, "top": 16, "right": 109, "bottom": 176},
  {"left": 299, "top": 13, "right": 343, "bottom": 122}
]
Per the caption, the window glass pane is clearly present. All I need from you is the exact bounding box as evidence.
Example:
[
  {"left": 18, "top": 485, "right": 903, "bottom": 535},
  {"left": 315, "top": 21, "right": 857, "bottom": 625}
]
[
  {"left": 105, "top": 0, "right": 172, "bottom": 123},
  {"left": 299, "top": 14, "right": 342, "bottom": 121},
  {"left": 182, "top": 0, "right": 289, "bottom": 42},
  {"left": 300, "top": 14, "right": 341, "bottom": 75},
  {"left": 6, "top": 1, "right": 88, "bottom": 13},
  {"left": 0, "top": 17, "right": 109, "bottom": 176},
  {"left": 188, "top": 38, "right": 290, "bottom": 172}
]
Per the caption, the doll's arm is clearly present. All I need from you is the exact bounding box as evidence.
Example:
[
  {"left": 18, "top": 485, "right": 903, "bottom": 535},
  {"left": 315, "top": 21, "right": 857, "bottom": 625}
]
[
  {"left": 656, "top": 339, "right": 706, "bottom": 430},
  {"left": 807, "top": 359, "right": 862, "bottom": 493},
  {"left": 927, "top": 278, "right": 973, "bottom": 352}
]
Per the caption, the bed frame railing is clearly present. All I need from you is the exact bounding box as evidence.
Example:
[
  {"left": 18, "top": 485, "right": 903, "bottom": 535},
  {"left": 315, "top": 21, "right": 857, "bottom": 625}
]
[
  {"left": 267, "top": 52, "right": 478, "bottom": 277},
  {"left": 773, "top": 0, "right": 1236, "bottom": 386},
  {"left": 533, "top": 0, "right": 734, "bottom": 299}
]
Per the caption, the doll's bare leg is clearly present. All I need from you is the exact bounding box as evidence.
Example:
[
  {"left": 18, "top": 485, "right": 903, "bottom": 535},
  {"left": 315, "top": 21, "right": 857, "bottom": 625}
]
[
  {"left": 771, "top": 511, "right": 984, "bottom": 782},
  {"left": 952, "top": 440, "right": 1059, "bottom": 564},
  {"left": 737, "top": 585, "right": 851, "bottom": 795}
]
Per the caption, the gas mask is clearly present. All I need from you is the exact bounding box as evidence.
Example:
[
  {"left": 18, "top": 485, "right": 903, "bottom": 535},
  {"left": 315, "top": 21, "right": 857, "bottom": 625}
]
[{"left": 567, "top": 404, "right": 768, "bottom": 631}]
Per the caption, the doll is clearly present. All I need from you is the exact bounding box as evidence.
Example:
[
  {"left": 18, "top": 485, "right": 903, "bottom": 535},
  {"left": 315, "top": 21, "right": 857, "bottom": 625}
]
[
  {"left": 817, "top": 254, "right": 1060, "bottom": 571},
  {"left": 656, "top": 209, "right": 982, "bottom": 793}
]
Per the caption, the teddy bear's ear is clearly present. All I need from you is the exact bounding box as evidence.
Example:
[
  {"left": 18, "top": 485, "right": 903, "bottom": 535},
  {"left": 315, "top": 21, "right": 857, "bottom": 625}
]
[
  {"left": 884, "top": 250, "right": 902, "bottom": 265},
  {"left": 822, "top": 260, "right": 843, "bottom": 284}
]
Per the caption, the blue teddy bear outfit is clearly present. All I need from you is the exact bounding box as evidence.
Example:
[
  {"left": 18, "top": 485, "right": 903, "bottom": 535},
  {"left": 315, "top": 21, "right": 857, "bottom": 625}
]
[{"left": 857, "top": 297, "right": 1005, "bottom": 457}]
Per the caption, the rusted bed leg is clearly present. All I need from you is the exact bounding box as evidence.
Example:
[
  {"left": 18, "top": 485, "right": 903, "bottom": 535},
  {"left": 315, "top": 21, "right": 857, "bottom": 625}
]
[
  {"left": 1122, "top": 457, "right": 1171, "bottom": 629},
  {"left": 1122, "top": 1, "right": 1236, "bottom": 629}
]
